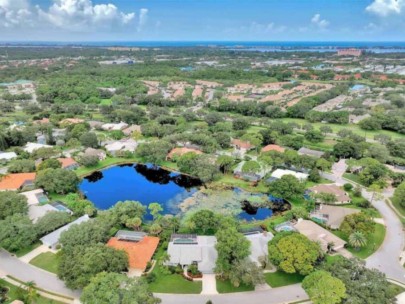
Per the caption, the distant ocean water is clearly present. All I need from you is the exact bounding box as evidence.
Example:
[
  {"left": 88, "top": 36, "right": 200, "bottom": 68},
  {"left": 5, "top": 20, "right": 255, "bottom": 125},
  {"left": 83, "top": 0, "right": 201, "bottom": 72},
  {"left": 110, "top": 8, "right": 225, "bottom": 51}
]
[{"left": 1, "top": 41, "right": 405, "bottom": 52}]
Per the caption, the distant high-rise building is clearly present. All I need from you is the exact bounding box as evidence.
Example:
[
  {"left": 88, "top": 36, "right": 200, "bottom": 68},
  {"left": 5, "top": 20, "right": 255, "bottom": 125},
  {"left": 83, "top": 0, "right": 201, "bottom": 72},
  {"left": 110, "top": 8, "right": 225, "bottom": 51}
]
[{"left": 337, "top": 48, "right": 362, "bottom": 57}]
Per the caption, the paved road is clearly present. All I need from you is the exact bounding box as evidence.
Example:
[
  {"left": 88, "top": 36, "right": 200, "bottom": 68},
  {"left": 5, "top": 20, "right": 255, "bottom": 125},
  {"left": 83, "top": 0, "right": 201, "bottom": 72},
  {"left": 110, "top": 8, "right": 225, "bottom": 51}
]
[
  {"left": 157, "top": 284, "right": 308, "bottom": 304},
  {"left": 322, "top": 162, "right": 405, "bottom": 284},
  {"left": 363, "top": 188, "right": 405, "bottom": 284},
  {"left": 0, "top": 250, "right": 80, "bottom": 298}
]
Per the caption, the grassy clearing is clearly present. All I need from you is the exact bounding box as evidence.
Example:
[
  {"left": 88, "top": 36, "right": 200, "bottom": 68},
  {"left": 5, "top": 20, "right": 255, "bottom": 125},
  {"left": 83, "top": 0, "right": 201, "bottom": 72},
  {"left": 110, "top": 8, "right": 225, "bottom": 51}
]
[
  {"left": 264, "top": 271, "right": 304, "bottom": 288},
  {"left": 392, "top": 199, "right": 405, "bottom": 217},
  {"left": 343, "top": 173, "right": 366, "bottom": 186},
  {"left": 29, "top": 252, "right": 60, "bottom": 274},
  {"left": 214, "top": 174, "right": 268, "bottom": 193},
  {"left": 216, "top": 279, "right": 254, "bottom": 293},
  {"left": 333, "top": 223, "right": 386, "bottom": 259},
  {"left": 74, "top": 157, "right": 137, "bottom": 176},
  {"left": 14, "top": 242, "right": 41, "bottom": 258},
  {"left": 0, "top": 279, "right": 62, "bottom": 304}
]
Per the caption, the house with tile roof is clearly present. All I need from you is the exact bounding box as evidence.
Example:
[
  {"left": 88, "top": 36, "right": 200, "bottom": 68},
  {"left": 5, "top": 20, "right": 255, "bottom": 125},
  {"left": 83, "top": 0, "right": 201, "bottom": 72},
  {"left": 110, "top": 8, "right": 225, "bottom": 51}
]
[
  {"left": 166, "top": 147, "right": 202, "bottom": 160},
  {"left": 0, "top": 173, "right": 36, "bottom": 191},
  {"left": 261, "top": 144, "right": 285, "bottom": 153},
  {"left": 58, "top": 158, "right": 79, "bottom": 170},
  {"left": 309, "top": 184, "right": 351, "bottom": 205},
  {"left": 107, "top": 231, "right": 159, "bottom": 272}
]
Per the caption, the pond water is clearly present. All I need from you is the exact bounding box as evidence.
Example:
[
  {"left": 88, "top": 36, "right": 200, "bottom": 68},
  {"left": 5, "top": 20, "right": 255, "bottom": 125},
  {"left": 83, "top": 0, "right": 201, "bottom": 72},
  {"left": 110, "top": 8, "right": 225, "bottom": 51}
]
[{"left": 79, "top": 163, "right": 202, "bottom": 220}]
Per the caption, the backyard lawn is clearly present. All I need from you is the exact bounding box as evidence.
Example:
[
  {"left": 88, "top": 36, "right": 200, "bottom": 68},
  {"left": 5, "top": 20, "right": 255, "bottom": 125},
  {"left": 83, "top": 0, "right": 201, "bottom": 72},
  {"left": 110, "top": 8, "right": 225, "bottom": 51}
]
[
  {"left": 216, "top": 279, "right": 254, "bottom": 293},
  {"left": 0, "top": 279, "right": 62, "bottom": 304},
  {"left": 264, "top": 271, "right": 304, "bottom": 288},
  {"left": 333, "top": 223, "right": 386, "bottom": 259},
  {"left": 29, "top": 252, "right": 60, "bottom": 274}
]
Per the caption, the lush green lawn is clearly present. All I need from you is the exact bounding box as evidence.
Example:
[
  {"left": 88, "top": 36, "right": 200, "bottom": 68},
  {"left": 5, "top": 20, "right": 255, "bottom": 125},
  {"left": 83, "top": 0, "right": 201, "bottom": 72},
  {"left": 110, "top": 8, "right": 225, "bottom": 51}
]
[
  {"left": 264, "top": 271, "right": 304, "bottom": 288},
  {"left": 148, "top": 271, "right": 202, "bottom": 294},
  {"left": 29, "top": 252, "right": 60, "bottom": 274},
  {"left": 14, "top": 242, "right": 41, "bottom": 258},
  {"left": 216, "top": 279, "right": 254, "bottom": 293},
  {"left": 343, "top": 173, "right": 366, "bottom": 186},
  {"left": 0, "top": 279, "right": 62, "bottom": 304},
  {"left": 74, "top": 157, "right": 137, "bottom": 176},
  {"left": 214, "top": 174, "right": 268, "bottom": 193},
  {"left": 100, "top": 99, "right": 112, "bottom": 105},
  {"left": 333, "top": 223, "right": 386, "bottom": 259},
  {"left": 392, "top": 199, "right": 405, "bottom": 217}
]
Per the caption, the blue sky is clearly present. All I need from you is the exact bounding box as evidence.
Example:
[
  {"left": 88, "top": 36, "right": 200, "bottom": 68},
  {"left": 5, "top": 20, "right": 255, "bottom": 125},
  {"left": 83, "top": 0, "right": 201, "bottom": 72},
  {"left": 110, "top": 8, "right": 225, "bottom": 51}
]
[{"left": 0, "top": 0, "right": 404, "bottom": 41}]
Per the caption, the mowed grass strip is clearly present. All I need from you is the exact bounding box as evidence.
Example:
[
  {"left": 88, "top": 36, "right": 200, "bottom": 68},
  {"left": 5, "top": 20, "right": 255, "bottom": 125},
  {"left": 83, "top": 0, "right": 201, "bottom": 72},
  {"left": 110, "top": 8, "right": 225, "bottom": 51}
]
[{"left": 29, "top": 252, "right": 60, "bottom": 274}]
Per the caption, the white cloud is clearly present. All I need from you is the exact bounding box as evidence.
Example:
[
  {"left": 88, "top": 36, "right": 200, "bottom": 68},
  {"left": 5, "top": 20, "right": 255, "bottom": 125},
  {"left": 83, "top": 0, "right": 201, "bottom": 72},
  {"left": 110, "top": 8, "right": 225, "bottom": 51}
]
[
  {"left": 137, "top": 8, "right": 148, "bottom": 31},
  {"left": 37, "top": 0, "right": 135, "bottom": 30},
  {"left": 311, "top": 13, "right": 329, "bottom": 29},
  {"left": 366, "top": 0, "right": 404, "bottom": 17},
  {"left": 249, "top": 21, "right": 286, "bottom": 34},
  {"left": 0, "top": 0, "right": 33, "bottom": 28}
]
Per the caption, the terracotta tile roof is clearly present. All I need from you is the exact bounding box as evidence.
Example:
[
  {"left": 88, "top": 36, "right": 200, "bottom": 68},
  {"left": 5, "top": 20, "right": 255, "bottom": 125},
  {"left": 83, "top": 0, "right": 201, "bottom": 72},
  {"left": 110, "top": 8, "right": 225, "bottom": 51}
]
[
  {"left": 167, "top": 147, "right": 202, "bottom": 160},
  {"left": 231, "top": 139, "right": 254, "bottom": 150},
  {"left": 58, "top": 158, "right": 78, "bottom": 169},
  {"left": 0, "top": 173, "right": 36, "bottom": 190},
  {"left": 107, "top": 236, "right": 159, "bottom": 270},
  {"left": 261, "top": 144, "right": 285, "bottom": 153}
]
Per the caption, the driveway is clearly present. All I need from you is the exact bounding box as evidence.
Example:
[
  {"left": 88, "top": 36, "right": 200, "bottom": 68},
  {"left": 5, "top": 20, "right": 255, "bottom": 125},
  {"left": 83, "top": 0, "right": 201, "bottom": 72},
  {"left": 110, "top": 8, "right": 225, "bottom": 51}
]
[
  {"left": 0, "top": 250, "right": 80, "bottom": 298},
  {"left": 201, "top": 274, "right": 218, "bottom": 295},
  {"left": 157, "top": 284, "right": 308, "bottom": 304}
]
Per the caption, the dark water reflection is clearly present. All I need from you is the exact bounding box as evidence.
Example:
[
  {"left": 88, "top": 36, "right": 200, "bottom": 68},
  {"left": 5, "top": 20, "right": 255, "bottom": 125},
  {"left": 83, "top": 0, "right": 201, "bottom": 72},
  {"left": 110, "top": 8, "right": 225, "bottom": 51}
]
[{"left": 80, "top": 163, "right": 202, "bottom": 220}]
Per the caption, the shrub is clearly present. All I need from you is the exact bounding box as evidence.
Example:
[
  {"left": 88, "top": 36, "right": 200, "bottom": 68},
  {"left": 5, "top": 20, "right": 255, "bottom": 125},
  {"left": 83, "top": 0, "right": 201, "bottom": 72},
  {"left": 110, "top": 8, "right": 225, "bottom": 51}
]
[{"left": 343, "top": 183, "right": 353, "bottom": 191}]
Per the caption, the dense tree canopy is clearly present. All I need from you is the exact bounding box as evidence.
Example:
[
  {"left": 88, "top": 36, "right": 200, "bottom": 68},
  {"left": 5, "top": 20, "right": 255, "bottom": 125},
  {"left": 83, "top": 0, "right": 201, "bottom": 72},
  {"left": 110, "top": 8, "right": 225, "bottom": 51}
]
[
  {"left": 35, "top": 168, "right": 79, "bottom": 194},
  {"left": 0, "top": 191, "right": 28, "bottom": 220},
  {"left": 302, "top": 270, "right": 346, "bottom": 304}
]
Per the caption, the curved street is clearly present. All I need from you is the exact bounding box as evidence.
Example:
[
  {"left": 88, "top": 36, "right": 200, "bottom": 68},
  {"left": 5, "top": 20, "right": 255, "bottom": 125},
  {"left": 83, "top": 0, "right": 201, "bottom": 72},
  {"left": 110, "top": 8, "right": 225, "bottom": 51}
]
[{"left": 0, "top": 160, "right": 404, "bottom": 303}]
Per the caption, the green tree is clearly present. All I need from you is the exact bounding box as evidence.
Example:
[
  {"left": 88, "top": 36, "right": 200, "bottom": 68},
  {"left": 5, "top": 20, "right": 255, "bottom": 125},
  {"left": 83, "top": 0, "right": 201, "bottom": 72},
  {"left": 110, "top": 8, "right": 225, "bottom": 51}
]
[
  {"left": 215, "top": 226, "right": 250, "bottom": 277},
  {"left": 315, "top": 192, "right": 337, "bottom": 204},
  {"left": 302, "top": 270, "right": 346, "bottom": 304},
  {"left": 37, "top": 158, "right": 62, "bottom": 171},
  {"left": 79, "top": 155, "right": 99, "bottom": 167},
  {"left": 35, "top": 168, "right": 79, "bottom": 194},
  {"left": 79, "top": 132, "right": 99, "bottom": 148},
  {"left": 349, "top": 231, "right": 368, "bottom": 250},
  {"left": 108, "top": 201, "right": 146, "bottom": 226},
  {"left": 340, "top": 213, "right": 375, "bottom": 238},
  {"left": 0, "top": 191, "right": 28, "bottom": 220},
  {"left": 268, "top": 175, "right": 305, "bottom": 199},
  {"left": 321, "top": 257, "right": 397, "bottom": 304},
  {"left": 216, "top": 155, "right": 235, "bottom": 174},
  {"left": 149, "top": 223, "right": 162, "bottom": 235},
  {"left": 81, "top": 272, "right": 161, "bottom": 304},
  {"left": 64, "top": 193, "right": 95, "bottom": 216},
  {"left": 392, "top": 181, "right": 405, "bottom": 208},
  {"left": 241, "top": 161, "right": 261, "bottom": 174},
  {"left": 268, "top": 232, "right": 323, "bottom": 275},
  {"left": 126, "top": 217, "right": 142, "bottom": 231},
  {"left": 0, "top": 214, "right": 37, "bottom": 252},
  {"left": 188, "top": 210, "right": 218, "bottom": 234},
  {"left": 228, "top": 259, "right": 264, "bottom": 287},
  {"left": 136, "top": 141, "right": 172, "bottom": 165},
  {"left": 305, "top": 130, "right": 324, "bottom": 143},
  {"left": 58, "top": 244, "right": 128, "bottom": 289},
  {"left": 8, "top": 159, "right": 36, "bottom": 173},
  {"left": 148, "top": 202, "right": 163, "bottom": 220},
  {"left": 35, "top": 211, "right": 72, "bottom": 236}
]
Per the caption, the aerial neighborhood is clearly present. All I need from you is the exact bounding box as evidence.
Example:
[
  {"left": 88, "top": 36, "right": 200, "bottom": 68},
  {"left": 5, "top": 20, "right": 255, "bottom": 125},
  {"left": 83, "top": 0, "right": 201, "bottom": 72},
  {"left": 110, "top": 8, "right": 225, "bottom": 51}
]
[{"left": 0, "top": 9, "right": 405, "bottom": 304}]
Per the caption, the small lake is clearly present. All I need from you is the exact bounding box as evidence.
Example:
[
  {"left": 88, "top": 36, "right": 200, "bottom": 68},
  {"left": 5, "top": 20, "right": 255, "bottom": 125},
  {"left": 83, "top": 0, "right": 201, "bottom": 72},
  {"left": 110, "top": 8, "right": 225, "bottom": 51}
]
[{"left": 79, "top": 163, "right": 202, "bottom": 220}]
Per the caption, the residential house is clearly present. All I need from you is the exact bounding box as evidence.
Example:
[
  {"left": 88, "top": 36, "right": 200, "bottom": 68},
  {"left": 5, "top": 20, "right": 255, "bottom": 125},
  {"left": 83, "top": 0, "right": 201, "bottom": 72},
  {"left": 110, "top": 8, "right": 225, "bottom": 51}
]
[
  {"left": 166, "top": 147, "right": 202, "bottom": 161},
  {"left": 310, "top": 205, "right": 360, "bottom": 229},
  {"left": 298, "top": 147, "right": 325, "bottom": 159},
  {"left": 0, "top": 152, "right": 17, "bottom": 161},
  {"left": 83, "top": 148, "right": 106, "bottom": 161},
  {"left": 107, "top": 231, "right": 159, "bottom": 273},
  {"left": 271, "top": 169, "right": 308, "bottom": 181},
  {"left": 58, "top": 158, "right": 79, "bottom": 170},
  {"left": 308, "top": 184, "right": 351, "bottom": 205},
  {"left": 105, "top": 139, "right": 138, "bottom": 156},
  {"left": 294, "top": 219, "right": 346, "bottom": 252},
  {"left": 122, "top": 125, "right": 142, "bottom": 136},
  {"left": 87, "top": 120, "right": 104, "bottom": 129},
  {"left": 261, "top": 144, "right": 285, "bottom": 153},
  {"left": 0, "top": 173, "right": 36, "bottom": 191},
  {"left": 60, "top": 118, "right": 84, "bottom": 125},
  {"left": 231, "top": 139, "right": 255, "bottom": 156},
  {"left": 29, "top": 204, "right": 61, "bottom": 223},
  {"left": 20, "top": 189, "right": 48, "bottom": 205},
  {"left": 166, "top": 234, "right": 217, "bottom": 274},
  {"left": 24, "top": 142, "right": 52, "bottom": 153},
  {"left": 243, "top": 230, "right": 274, "bottom": 266},
  {"left": 40, "top": 215, "right": 90, "bottom": 249},
  {"left": 36, "top": 134, "right": 47, "bottom": 145},
  {"left": 101, "top": 122, "right": 129, "bottom": 131}
]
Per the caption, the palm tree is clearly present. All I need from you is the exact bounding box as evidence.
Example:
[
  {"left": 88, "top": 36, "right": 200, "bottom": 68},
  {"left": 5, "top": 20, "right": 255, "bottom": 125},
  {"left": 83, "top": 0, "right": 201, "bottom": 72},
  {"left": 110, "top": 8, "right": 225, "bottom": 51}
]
[{"left": 349, "top": 231, "right": 367, "bottom": 251}]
